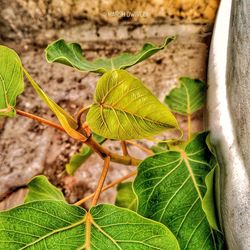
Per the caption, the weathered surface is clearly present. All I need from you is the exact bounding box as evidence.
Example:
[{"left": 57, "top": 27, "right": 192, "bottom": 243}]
[
  {"left": 0, "top": 188, "right": 27, "bottom": 211},
  {"left": 207, "top": 0, "right": 250, "bottom": 249},
  {"left": 0, "top": 0, "right": 218, "bottom": 43},
  {"left": 0, "top": 117, "right": 52, "bottom": 200}
]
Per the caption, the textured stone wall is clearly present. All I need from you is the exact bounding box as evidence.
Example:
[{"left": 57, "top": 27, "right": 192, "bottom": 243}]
[{"left": 0, "top": 0, "right": 219, "bottom": 43}]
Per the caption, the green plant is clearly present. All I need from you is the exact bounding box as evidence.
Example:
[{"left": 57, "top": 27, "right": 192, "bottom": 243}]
[{"left": 0, "top": 37, "right": 224, "bottom": 249}]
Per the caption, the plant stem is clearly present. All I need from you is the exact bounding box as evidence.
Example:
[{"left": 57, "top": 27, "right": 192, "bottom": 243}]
[
  {"left": 121, "top": 141, "right": 129, "bottom": 156},
  {"left": 16, "top": 109, "right": 65, "bottom": 132},
  {"left": 85, "top": 138, "right": 141, "bottom": 166},
  {"left": 187, "top": 113, "right": 192, "bottom": 140},
  {"left": 16, "top": 108, "right": 141, "bottom": 166},
  {"left": 85, "top": 212, "right": 92, "bottom": 250},
  {"left": 76, "top": 105, "right": 91, "bottom": 129},
  {"left": 91, "top": 156, "right": 111, "bottom": 206},
  {"left": 74, "top": 170, "right": 137, "bottom": 206},
  {"left": 126, "top": 140, "right": 153, "bottom": 155}
]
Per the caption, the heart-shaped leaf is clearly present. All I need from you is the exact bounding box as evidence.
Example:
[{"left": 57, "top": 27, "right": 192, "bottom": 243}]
[
  {"left": 165, "top": 77, "right": 206, "bottom": 115},
  {"left": 1, "top": 175, "right": 179, "bottom": 249},
  {"left": 25, "top": 175, "right": 65, "bottom": 203},
  {"left": 23, "top": 68, "right": 87, "bottom": 141},
  {"left": 133, "top": 132, "right": 224, "bottom": 249},
  {"left": 115, "top": 182, "right": 137, "bottom": 211},
  {"left": 0, "top": 201, "right": 180, "bottom": 249},
  {"left": 0, "top": 46, "right": 24, "bottom": 117},
  {"left": 45, "top": 37, "right": 174, "bottom": 74},
  {"left": 86, "top": 70, "right": 179, "bottom": 140}
]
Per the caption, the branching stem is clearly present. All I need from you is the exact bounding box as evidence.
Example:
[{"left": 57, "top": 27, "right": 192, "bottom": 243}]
[
  {"left": 84, "top": 137, "right": 141, "bottom": 166},
  {"left": 16, "top": 108, "right": 141, "bottom": 166},
  {"left": 74, "top": 170, "right": 137, "bottom": 206}
]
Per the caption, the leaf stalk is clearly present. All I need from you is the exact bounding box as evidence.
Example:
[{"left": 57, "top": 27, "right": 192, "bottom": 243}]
[{"left": 91, "top": 156, "right": 111, "bottom": 206}]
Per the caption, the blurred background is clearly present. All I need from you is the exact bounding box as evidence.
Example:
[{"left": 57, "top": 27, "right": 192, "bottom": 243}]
[{"left": 0, "top": 0, "right": 219, "bottom": 209}]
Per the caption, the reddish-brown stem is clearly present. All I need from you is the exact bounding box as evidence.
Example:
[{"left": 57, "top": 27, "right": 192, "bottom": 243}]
[
  {"left": 16, "top": 108, "right": 142, "bottom": 166},
  {"left": 74, "top": 170, "right": 137, "bottom": 206},
  {"left": 91, "top": 156, "right": 111, "bottom": 206},
  {"left": 16, "top": 109, "right": 65, "bottom": 132},
  {"left": 121, "top": 141, "right": 129, "bottom": 156},
  {"left": 76, "top": 105, "right": 91, "bottom": 129}
]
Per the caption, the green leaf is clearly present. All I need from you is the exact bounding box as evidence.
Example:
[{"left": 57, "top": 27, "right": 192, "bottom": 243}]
[
  {"left": 0, "top": 201, "right": 180, "bottom": 249},
  {"left": 86, "top": 70, "right": 179, "bottom": 140},
  {"left": 0, "top": 45, "right": 86, "bottom": 141},
  {"left": 0, "top": 46, "right": 24, "bottom": 117},
  {"left": 66, "top": 147, "right": 92, "bottom": 175},
  {"left": 66, "top": 133, "right": 106, "bottom": 175},
  {"left": 0, "top": 200, "right": 86, "bottom": 249},
  {"left": 165, "top": 77, "right": 206, "bottom": 115},
  {"left": 45, "top": 37, "right": 174, "bottom": 74},
  {"left": 151, "top": 142, "right": 170, "bottom": 153},
  {"left": 115, "top": 182, "right": 137, "bottom": 211},
  {"left": 205, "top": 135, "right": 223, "bottom": 230},
  {"left": 134, "top": 132, "right": 224, "bottom": 249},
  {"left": 202, "top": 168, "right": 218, "bottom": 230},
  {"left": 25, "top": 175, "right": 65, "bottom": 203},
  {"left": 23, "top": 68, "right": 87, "bottom": 141}
]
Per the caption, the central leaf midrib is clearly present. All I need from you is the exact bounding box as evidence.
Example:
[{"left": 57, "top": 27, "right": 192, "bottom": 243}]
[
  {"left": 178, "top": 149, "right": 218, "bottom": 249},
  {"left": 98, "top": 103, "right": 170, "bottom": 128},
  {"left": 180, "top": 150, "right": 203, "bottom": 201},
  {"left": 182, "top": 82, "right": 191, "bottom": 114}
]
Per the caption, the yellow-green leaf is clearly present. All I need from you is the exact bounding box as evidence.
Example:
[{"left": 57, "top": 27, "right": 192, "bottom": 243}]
[
  {"left": 165, "top": 77, "right": 206, "bottom": 115},
  {"left": 86, "top": 70, "right": 179, "bottom": 140},
  {"left": 23, "top": 68, "right": 87, "bottom": 141},
  {"left": 0, "top": 46, "right": 24, "bottom": 117},
  {"left": 45, "top": 37, "right": 174, "bottom": 74}
]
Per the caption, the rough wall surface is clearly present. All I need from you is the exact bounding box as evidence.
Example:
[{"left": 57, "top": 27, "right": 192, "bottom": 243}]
[
  {"left": 0, "top": 0, "right": 219, "bottom": 43},
  {"left": 0, "top": 0, "right": 218, "bottom": 209}
]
